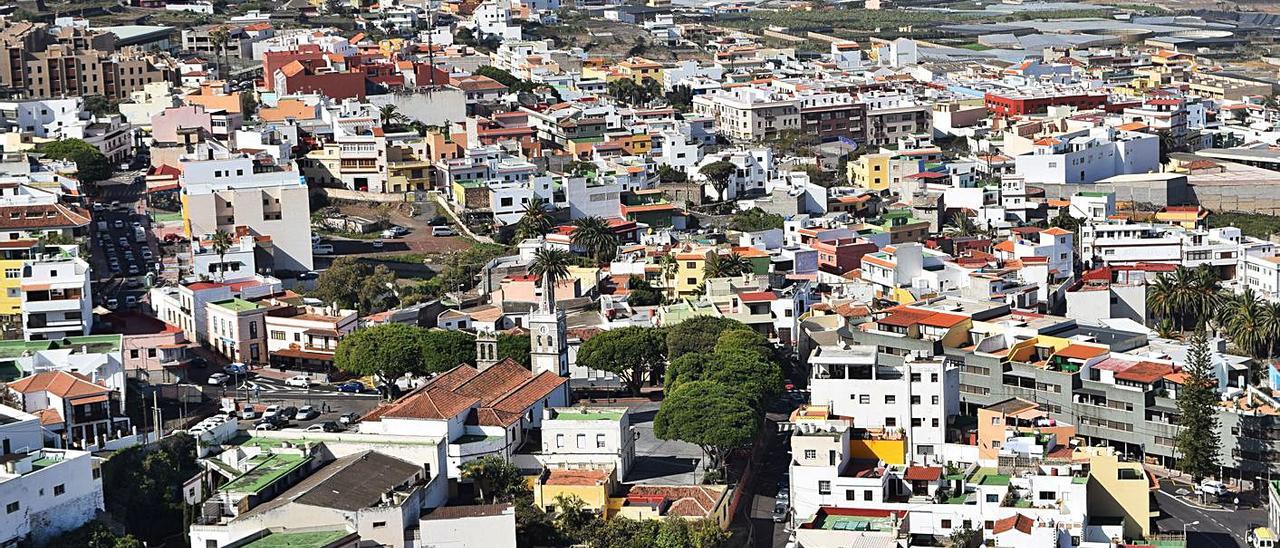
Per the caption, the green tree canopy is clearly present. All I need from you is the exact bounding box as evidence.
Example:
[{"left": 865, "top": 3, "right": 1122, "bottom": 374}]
[
  {"left": 460, "top": 455, "right": 530, "bottom": 504},
  {"left": 664, "top": 349, "right": 782, "bottom": 409},
  {"left": 101, "top": 434, "right": 199, "bottom": 543},
  {"left": 335, "top": 323, "right": 429, "bottom": 382},
  {"left": 665, "top": 316, "right": 752, "bottom": 360},
  {"left": 627, "top": 275, "right": 664, "bottom": 307},
  {"left": 420, "top": 328, "right": 477, "bottom": 372},
  {"left": 498, "top": 332, "right": 531, "bottom": 367},
  {"left": 312, "top": 257, "right": 398, "bottom": 314},
  {"left": 1175, "top": 332, "right": 1221, "bottom": 482},
  {"left": 654, "top": 380, "right": 760, "bottom": 473},
  {"left": 699, "top": 160, "right": 737, "bottom": 202},
  {"left": 714, "top": 329, "right": 772, "bottom": 362},
  {"left": 39, "top": 138, "right": 111, "bottom": 182},
  {"left": 46, "top": 521, "right": 143, "bottom": 548},
  {"left": 576, "top": 326, "right": 666, "bottom": 395},
  {"left": 729, "top": 208, "right": 784, "bottom": 232}
]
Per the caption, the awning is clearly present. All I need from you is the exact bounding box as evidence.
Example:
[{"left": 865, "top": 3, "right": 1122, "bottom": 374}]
[{"left": 70, "top": 394, "right": 109, "bottom": 405}]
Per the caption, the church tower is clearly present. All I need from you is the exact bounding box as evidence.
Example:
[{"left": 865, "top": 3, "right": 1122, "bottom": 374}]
[
  {"left": 476, "top": 329, "right": 499, "bottom": 371},
  {"left": 529, "top": 272, "right": 568, "bottom": 377}
]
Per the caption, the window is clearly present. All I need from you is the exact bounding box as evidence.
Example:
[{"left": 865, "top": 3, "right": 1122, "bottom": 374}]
[
  {"left": 931, "top": 373, "right": 938, "bottom": 382},
  {"left": 885, "top": 417, "right": 896, "bottom": 427},
  {"left": 818, "top": 481, "right": 831, "bottom": 495},
  {"left": 984, "top": 520, "right": 995, "bottom": 530},
  {"left": 556, "top": 434, "right": 564, "bottom": 448},
  {"left": 1039, "top": 491, "right": 1055, "bottom": 500},
  {"left": 911, "top": 418, "right": 922, "bottom": 427},
  {"left": 910, "top": 373, "right": 921, "bottom": 382},
  {"left": 3, "top": 268, "right": 18, "bottom": 278},
  {"left": 372, "top": 521, "right": 386, "bottom": 528},
  {"left": 863, "top": 490, "right": 873, "bottom": 501},
  {"left": 932, "top": 418, "right": 939, "bottom": 427},
  {"left": 804, "top": 449, "right": 816, "bottom": 459},
  {"left": 884, "top": 395, "right": 896, "bottom": 404},
  {"left": 271, "top": 330, "right": 286, "bottom": 340},
  {"left": 986, "top": 494, "right": 998, "bottom": 503},
  {"left": 932, "top": 395, "right": 939, "bottom": 405},
  {"left": 858, "top": 395, "right": 870, "bottom": 404},
  {"left": 93, "top": 468, "right": 101, "bottom": 479},
  {"left": 911, "top": 395, "right": 921, "bottom": 405},
  {"left": 941, "top": 519, "right": 952, "bottom": 529},
  {"left": 5, "top": 502, "right": 17, "bottom": 513},
  {"left": 596, "top": 434, "right": 606, "bottom": 448},
  {"left": 54, "top": 484, "right": 64, "bottom": 496},
  {"left": 130, "top": 349, "right": 139, "bottom": 359},
  {"left": 576, "top": 434, "right": 586, "bottom": 448}
]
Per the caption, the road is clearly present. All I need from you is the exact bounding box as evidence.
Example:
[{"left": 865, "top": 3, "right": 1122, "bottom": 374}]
[
  {"left": 1153, "top": 479, "right": 1264, "bottom": 548},
  {"left": 87, "top": 172, "right": 158, "bottom": 311}
]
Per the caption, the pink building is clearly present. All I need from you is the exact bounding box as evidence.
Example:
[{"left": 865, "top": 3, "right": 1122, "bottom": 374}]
[
  {"left": 150, "top": 104, "right": 214, "bottom": 144},
  {"left": 99, "top": 312, "right": 194, "bottom": 384}
]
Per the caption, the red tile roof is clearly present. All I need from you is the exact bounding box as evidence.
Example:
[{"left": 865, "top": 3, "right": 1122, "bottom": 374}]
[
  {"left": 377, "top": 358, "right": 565, "bottom": 426},
  {"left": 993, "top": 513, "right": 1035, "bottom": 535},
  {"left": 903, "top": 466, "right": 942, "bottom": 481},
  {"left": 738, "top": 291, "right": 777, "bottom": 302},
  {"left": 1114, "top": 361, "right": 1173, "bottom": 384},
  {"left": 8, "top": 370, "right": 108, "bottom": 399}
]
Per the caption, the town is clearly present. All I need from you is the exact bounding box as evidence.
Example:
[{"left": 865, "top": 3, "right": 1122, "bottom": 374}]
[{"left": 1, "top": 0, "right": 1280, "bottom": 546}]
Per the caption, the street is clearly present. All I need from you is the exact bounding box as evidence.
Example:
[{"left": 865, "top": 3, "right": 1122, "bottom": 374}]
[
  {"left": 1153, "top": 478, "right": 1265, "bottom": 548},
  {"left": 87, "top": 173, "right": 158, "bottom": 312}
]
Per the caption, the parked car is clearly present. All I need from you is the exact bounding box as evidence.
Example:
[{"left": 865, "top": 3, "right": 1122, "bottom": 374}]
[
  {"left": 306, "top": 421, "right": 343, "bottom": 433},
  {"left": 224, "top": 363, "right": 247, "bottom": 375},
  {"left": 124, "top": 295, "right": 137, "bottom": 307},
  {"left": 113, "top": 219, "right": 124, "bottom": 229},
  {"left": 390, "top": 226, "right": 408, "bottom": 236},
  {"left": 207, "top": 373, "right": 230, "bottom": 386},
  {"left": 312, "top": 243, "right": 335, "bottom": 255},
  {"left": 239, "top": 405, "right": 258, "bottom": 420},
  {"left": 253, "top": 422, "right": 278, "bottom": 431},
  {"left": 296, "top": 405, "right": 317, "bottom": 421},
  {"left": 262, "top": 405, "right": 281, "bottom": 420},
  {"left": 371, "top": 239, "right": 384, "bottom": 249},
  {"left": 285, "top": 375, "right": 311, "bottom": 388},
  {"left": 338, "top": 412, "right": 360, "bottom": 425},
  {"left": 430, "top": 226, "right": 455, "bottom": 237},
  {"left": 1197, "top": 479, "right": 1227, "bottom": 497},
  {"left": 335, "top": 381, "right": 365, "bottom": 393},
  {"left": 381, "top": 229, "right": 398, "bottom": 239},
  {"left": 297, "top": 271, "right": 319, "bottom": 281},
  {"left": 428, "top": 215, "right": 448, "bottom": 226},
  {"left": 772, "top": 501, "right": 789, "bottom": 522},
  {"left": 105, "top": 297, "right": 119, "bottom": 309},
  {"left": 280, "top": 406, "right": 299, "bottom": 420}
]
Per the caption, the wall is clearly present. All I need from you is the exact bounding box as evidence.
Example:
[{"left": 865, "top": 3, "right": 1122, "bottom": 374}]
[
  {"left": 848, "top": 439, "right": 906, "bottom": 465},
  {"left": 418, "top": 508, "right": 517, "bottom": 548}
]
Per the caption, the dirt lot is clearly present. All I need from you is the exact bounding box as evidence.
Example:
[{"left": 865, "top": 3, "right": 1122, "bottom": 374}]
[{"left": 312, "top": 202, "right": 473, "bottom": 276}]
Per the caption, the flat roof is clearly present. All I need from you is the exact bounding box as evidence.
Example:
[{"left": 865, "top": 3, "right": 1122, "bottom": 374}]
[
  {"left": 212, "top": 298, "right": 261, "bottom": 313},
  {"left": 0, "top": 334, "right": 123, "bottom": 360},
  {"left": 239, "top": 530, "right": 350, "bottom": 548}
]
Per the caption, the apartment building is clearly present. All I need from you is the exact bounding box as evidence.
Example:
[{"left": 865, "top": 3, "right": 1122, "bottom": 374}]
[
  {"left": 691, "top": 86, "right": 800, "bottom": 142},
  {"left": 264, "top": 300, "right": 357, "bottom": 378},
  {"left": 149, "top": 275, "right": 282, "bottom": 345},
  {"left": 1079, "top": 222, "right": 1269, "bottom": 276},
  {"left": 20, "top": 246, "right": 92, "bottom": 341},
  {"left": 181, "top": 150, "right": 314, "bottom": 273},
  {"left": 205, "top": 298, "right": 268, "bottom": 365},
  {"left": 858, "top": 92, "right": 931, "bottom": 147},
  {"left": 1013, "top": 126, "right": 1159, "bottom": 185},
  {"left": 695, "top": 147, "right": 774, "bottom": 202},
  {"left": 0, "top": 405, "right": 104, "bottom": 546},
  {"left": 1122, "top": 96, "right": 1188, "bottom": 148}
]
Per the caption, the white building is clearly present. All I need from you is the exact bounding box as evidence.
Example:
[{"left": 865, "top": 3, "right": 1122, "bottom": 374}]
[
  {"left": 21, "top": 247, "right": 92, "bottom": 341},
  {"left": 0, "top": 405, "right": 104, "bottom": 547},
  {"left": 1013, "top": 126, "right": 1159, "bottom": 185},
  {"left": 691, "top": 86, "right": 800, "bottom": 143},
  {"left": 694, "top": 147, "right": 774, "bottom": 202}
]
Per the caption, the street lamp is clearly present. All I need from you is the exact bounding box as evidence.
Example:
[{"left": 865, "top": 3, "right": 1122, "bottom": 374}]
[{"left": 1183, "top": 520, "right": 1199, "bottom": 543}]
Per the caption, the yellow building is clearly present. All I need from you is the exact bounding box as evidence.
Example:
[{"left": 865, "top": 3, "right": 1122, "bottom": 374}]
[
  {"left": 849, "top": 153, "right": 891, "bottom": 191},
  {"left": 674, "top": 249, "right": 713, "bottom": 296},
  {"left": 1153, "top": 205, "right": 1208, "bottom": 230},
  {"left": 0, "top": 240, "right": 36, "bottom": 325},
  {"left": 532, "top": 468, "right": 615, "bottom": 513},
  {"left": 617, "top": 57, "right": 663, "bottom": 84},
  {"left": 1079, "top": 445, "right": 1157, "bottom": 539}
]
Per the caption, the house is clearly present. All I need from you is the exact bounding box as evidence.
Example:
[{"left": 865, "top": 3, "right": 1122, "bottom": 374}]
[
  {"left": 418, "top": 504, "right": 517, "bottom": 548},
  {"left": 6, "top": 370, "right": 131, "bottom": 448},
  {"left": 0, "top": 404, "right": 105, "bottom": 546}
]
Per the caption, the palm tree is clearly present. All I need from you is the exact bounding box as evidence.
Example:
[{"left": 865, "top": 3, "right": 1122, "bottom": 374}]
[
  {"left": 705, "top": 252, "right": 751, "bottom": 279},
  {"left": 1223, "top": 288, "right": 1266, "bottom": 359},
  {"left": 529, "top": 247, "right": 573, "bottom": 305},
  {"left": 514, "top": 197, "right": 553, "bottom": 241},
  {"left": 208, "top": 26, "right": 230, "bottom": 75},
  {"left": 210, "top": 229, "right": 233, "bottom": 282},
  {"left": 379, "top": 104, "right": 406, "bottom": 129},
  {"left": 1259, "top": 300, "right": 1280, "bottom": 360},
  {"left": 944, "top": 212, "right": 981, "bottom": 237},
  {"left": 570, "top": 216, "right": 617, "bottom": 264}
]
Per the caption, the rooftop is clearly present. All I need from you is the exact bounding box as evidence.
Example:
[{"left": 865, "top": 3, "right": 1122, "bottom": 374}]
[
  {"left": 212, "top": 298, "right": 262, "bottom": 313},
  {"left": 239, "top": 530, "right": 351, "bottom": 548}
]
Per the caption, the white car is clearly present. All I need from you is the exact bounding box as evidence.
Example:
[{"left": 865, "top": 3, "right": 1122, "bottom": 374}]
[
  {"left": 285, "top": 375, "right": 311, "bottom": 388},
  {"left": 296, "top": 405, "right": 317, "bottom": 421},
  {"left": 207, "top": 373, "right": 230, "bottom": 386},
  {"left": 262, "top": 405, "right": 281, "bottom": 420},
  {"left": 253, "top": 423, "right": 278, "bottom": 431},
  {"left": 1197, "top": 479, "right": 1227, "bottom": 497}
]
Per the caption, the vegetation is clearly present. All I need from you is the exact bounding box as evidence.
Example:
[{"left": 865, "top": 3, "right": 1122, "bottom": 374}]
[
  {"left": 1208, "top": 212, "right": 1280, "bottom": 240},
  {"left": 514, "top": 197, "right": 554, "bottom": 241},
  {"left": 576, "top": 326, "right": 667, "bottom": 395},
  {"left": 83, "top": 95, "right": 119, "bottom": 117},
  {"left": 529, "top": 247, "right": 574, "bottom": 298},
  {"left": 311, "top": 257, "right": 399, "bottom": 314},
  {"left": 46, "top": 521, "right": 142, "bottom": 548},
  {"left": 101, "top": 433, "right": 199, "bottom": 543},
  {"left": 410, "top": 241, "right": 512, "bottom": 297},
  {"left": 39, "top": 139, "right": 112, "bottom": 183},
  {"left": 1175, "top": 332, "right": 1221, "bottom": 482},
  {"left": 699, "top": 160, "right": 737, "bottom": 203},
  {"left": 606, "top": 77, "right": 665, "bottom": 107},
  {"left": 627, "top": 275, "right": 665, "bottom": 306},
  {"left": 497, "top": 332, "right": 531, "bottom": 366},
  {"left": 666, "top": 316, "right": 755, "bottom": 360},
  {"left": 703, "top": 252, "right": 752, "bottom": 279},
  {"left": 209, "top": 229, "right": 233, "bottom": 282},
  {"left": 654, "top": 380, "right": 761, "bottom": 475},
  {"left": 729, "top": 208, "right": 784, "bottom": 232},
  {"left": 1145, "top": 265, "right": 1221, "bottom": 334},
  {"left": 334, "top": 323, "right": 436, "bottom": 384},
  {"left": 460, "top": 455, "right": 530, "bottom": 504},
  {"left": 572, "top": 215, "right": 619, "bottom": 264}
]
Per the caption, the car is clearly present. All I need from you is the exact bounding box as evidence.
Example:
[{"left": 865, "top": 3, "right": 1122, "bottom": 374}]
[
  {"left": 92, "top": 203, "right": 105, "bottom": 212},
  {"left": 391, "top": 225, "right": 409, "bottom": 236},
  {"left": 105, "top": 297, "right": 119, "bottom": 308},
  {"left": 113, "top": 219, "right": 124, "bottom": 229},
  {"left": 109, "top": 264, "right": 122, "bottom": 274},
  {"left": 372, "top": 239, "right": 384, "bottom": 249},
  {"left": 253, "top": 422, "right": 278, "bottom": 431},
  {"left": 118, "top": 237, "right": 129, "bottom": 247},
  {"left": 306, "top": 422, "right": 343, "bottom": 433},
  {"left": 239, "top": 405, "right": 258, "bottom": 420},
  {"left": 772, "top": 501, "right": 789, "bottom": 522},
  {"left": 285, "top": 375, "right": 311, "bottom": 388},
  {"left": 262, "top": 405, "right": 281, "bottom": 420},
  {"left": 428, "top": 215, "right": 448, "bottom": 226},
  {"left": 128, "top": 264, "right": 140, "bottom": 275},
  {"left": 381, "top": 229, "right": 398, "bottom": 239},
  {"left": 312, "top": 243, "right": 334, "bottom": 255},
  {"left": 224, "top": 363, "right": 247, "bottom": 375},
  {"left": 124, "top": 279, "right": 142, "bottom": 289},
  {"left": 141, "top": 249, "right": 153, "bottom": 260},
  {"left": 338, "top": 412, "right": 360, "bottom": 425},
  {"left": 207, "top": 373, "right": 230, "bottom": 386},
  {"left": 296, "top": 405, "right": 317, "bottom": 421},
  {"left": 124, "top": 295, "right": 137, "bottom": 307},
  {"left": 110, "top": 201, "right": 120, "bottom": 210},
  {"left": 1198, "top": 479, "right": 1227, "bottom": 497},
  {"left": 280, "top": 406, "right": 298, "bottom": 420},
  {"left": 335, "top": 381, "right": 365, "bottom": 393},
  {"left": 431, "top": 226, "right": 455, "bottom": 237},
  {"left": 297, "top": 271, "right": 319, "bottom": 281}
]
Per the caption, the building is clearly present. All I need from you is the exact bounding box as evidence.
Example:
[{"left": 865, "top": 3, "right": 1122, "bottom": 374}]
[
  {"left": 204, "top": 298, "right": 268, "bottom": 365},
  {"left": 1013, "top": 126, "right": 1159, "bottom": 185},
  {"left": 20, "top": 246, "right": 93, "bottom": 341},
  {"left": 418, "top": 504, "right": 517, "bottom": 548},
  {"left": 0, "top": 404, "right": 105, "bottom": 546},
  {"left": 7, "top": 370, "right": 130, "bottom": 448},
  {"left": 264, "top": 300, "right": 357, "bottom": 379},
  {"left": 691, "top": 87, "right": 800, "bottom": 143},
  {"left": 983, "top": 90, "right": 1108, "bottom": 117}
]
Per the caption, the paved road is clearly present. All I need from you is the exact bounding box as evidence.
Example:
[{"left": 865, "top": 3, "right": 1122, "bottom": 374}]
[{"left": 1153, "top": 479, "right": 1263, "bottom": 548}]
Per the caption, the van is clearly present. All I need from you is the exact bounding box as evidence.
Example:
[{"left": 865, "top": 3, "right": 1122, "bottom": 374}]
[
  {"left": 431, "top": 226, "right": 455, "bottom": 237},
  {"left": 1251, "top": 527, "right": 1276, "bottom": 548},
  {"left": 313, "top": 243, "right": 334, "bottom": 255}
]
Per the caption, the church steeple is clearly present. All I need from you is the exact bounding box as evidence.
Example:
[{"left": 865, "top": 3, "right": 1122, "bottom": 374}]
[
  {"left": 476, "top": 329, "right": 499, "bottom": 371},
  {"left": 529, "top": 272, "right": 568, "bottom": 377}
]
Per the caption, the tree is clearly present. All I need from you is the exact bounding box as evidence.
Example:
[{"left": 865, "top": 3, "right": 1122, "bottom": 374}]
[
  {"left": 419, "top": 329, "right": 477, "bottom": 372},
  {"left": 654, "top": 380, "right": 760, "bottom": 474},
  {"left": 335, "top": 323, "right": 429, "bottom": 384},
  {"left": 699, "top": 160, "right": 737, "bottom": 203},
  {"left": 1175, "top": 332, "right": 1220, "bottom": 482},
  {"left": 664, "top": 350, "right": 782, "bottom": 410},
  {"left": 704, "top": 252, "right": 751, "bottom": 279},
  {"left": 83, "top": 95, "right": 119, "bottom": 117},
  {"left": 311, "top": 257, "right": 398, "bottom": 313},
  {"left": 949, "top": 523, "right": 980, "bottom": 547},
  {"left": 101, "top": 434, "right": 199, "bottom": 543},
  {"left": 656, "top": 164, "right": 688, "bottom": 185},
  {"left": 460, "top": 455, "right": 530, "bottom": 504},
  {"left": 666, "top": 316, "right": 752, "bottom": 360},
  {"left": 729, "top": 208, "right": 784, "bottom": 232},
  {"left": 714, "top": 328, "right": 772, "bottom": 362},
  {"left": 571, "top": 215, "right": 618, "bottom": 264},
  {"left": 39, "top": 139, "right": 111, "bottom": 182},
  {"left": 666, "top": 84, "right": 694, "bottom": 111},
  {"left": 529, "top": 247, "right": 573, "bottom": 302},
  {"left": 497, "top": 332, "right": 531, "bottom": 366},
  {"left": 514, "top": 197, "right": 553, "bottom": 240},
  {"left": 208, "top": 26, "right": 229, "bottom": 72},
  {"left": 46, "top": 521, "right": 143, "bottom": 548},
  {"left": 577, "top": 326, "right": 666, "bottom": 395},
  {"left": 944, "top": 212, "right": 982, "bottom": 237},
  {"left": 379, "top": 103, "right": 407, "bottom": 129},
  {"left": 627, "top": 275, "right": 664, "bottom": 306},
  {"left": 209, "top": 229, "right": 233, "bottom": 282}
]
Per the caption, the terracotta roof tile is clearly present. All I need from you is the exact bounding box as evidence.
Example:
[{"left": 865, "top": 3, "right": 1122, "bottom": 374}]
[{"left": 994, "top": 513, "right": 1035, "bottom": 535}]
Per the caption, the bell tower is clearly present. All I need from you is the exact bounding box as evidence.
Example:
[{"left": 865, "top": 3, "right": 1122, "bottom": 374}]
[
  {"left": 529, "top": 272, "right": 568, "bottom": 377},
  {"left": 476, "top": 329, "right": 499, "bottom": 371}
]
